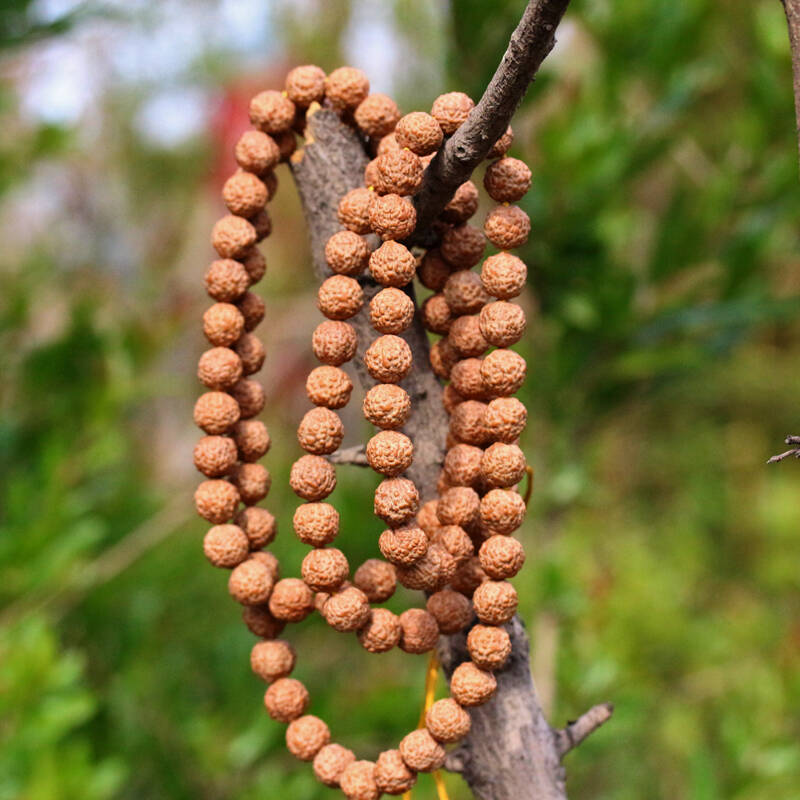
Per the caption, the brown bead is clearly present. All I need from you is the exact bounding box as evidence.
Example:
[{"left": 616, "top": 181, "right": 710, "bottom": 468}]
[
  {"left": 203, "top": 524, "right": 249, "bottom": 568},
  {"left": 450, "top": 662, "right": 497, "bottom": 707},
  {"left": 237, "top": 291, "right": 266, "bottom": 332},
  {"left": 228, "top": 557, "right": 274, "bottom": 604},
  {"left": 488, "top": 125, "right": 514, "bottom": 158},
  {"left": 369, "top": 288, "right": 414, "bottom": 334},
  {"left": 481, "top": 442, "right": 526, "bottom": 487},
  {"left": 429, "top": 338, "right": 458, "bottom": 380},
  {"left": 325, "top": 67, "right": 370, "bottom": 111},
  {"left": 441, "top": 223, "right": 486, "bottom": 269},
  {"left": 250, "top": 209, "right": 272, "bottom": 241},
  {"left": 416, "top": 500, "right": 440, "bottom": 534},
  {"left": 366, "top": 430, "right": 413, "bottom": 476},
  {"left": 223, "top": 170, "right": 267, "bottom": 218},
  {"left": 480, "top": 349, "right": 526, "bottom": 396},
  {"left": 353, "top": 559, "right": 397, "bottom": 603},
  {"left": 362, "top": 383, "right": 411, "bottom": 429},
  {"left": 249, "top": 89, "right": 295, "bottom": 134},
  {"left": 250, "top": 550, "right": 280, "bottom": 580},
  {"left": 264, "top": 677, "right": 309, "bottom": 722},
  {"left": 285, "top": 64, "right": 326, "bottom": 106},
  {"left": 399, "top": 728, "right": 445, "bottom": 773},
  {"left": 231, "top": 462, "right": 271, "bottom": 505},
  {"left": 364, "top": 158, "right": 380, "bottom": 189},
  {"left": 479, "top": 301, "right": 526, "bottom": 347},
  {"left": 368, "top": 193, "right": 416, "bottom": 240},
  {"left": 235, "top": 506, "right": 277, "bottom": 549},
  {"left": 441, "top": 180, "right": 479, "bottom": 224},
  {"left": 297, "top": 407, "right": 344, "bottom": 455},
  {"left": 437, "top": 486, "right": 480, "bottom": 528},
  {"left": 325, "top": 230, "right": 370, "bottom": 276},
  {"left": 395, "top": 111, "right": 443, "bottom": 155},
  {"left": 425, "top": 698, "right": 471, "bottom": 743},
  {"left": 375, "top": 749, "right": 416, "bottom": 794},
  {"left": 479, "top": 488, "right": 526, "bottom": 534},
  {"left": 354, "top": 93, "right": 400, "bottom": 138},
  {"left": 478, "top": 534, "right": 525, "bottom": 580},
  {"left": 472, "top": 579, "right": 518, "bottom": 625},
  {"left": 398, "top": 608, "right": 440, "bottom": 654},
  {"left": 233, "top": 419, "right": 270, "bottom": 462},
  {"left": 443, "top": 270, "right": 489, "bottom": 315},
  {"left": 484, "top": 204, "right": 530, "bottom": 250},
  {"left": 241, "top": 246, "right": 267, "bottom": 283},
  {"left": 301, "top": 547, "right": 349, "bottom": 592},
  {"left": 251, "top": 639, "right": 295, "bottom": 682},
  {"left": 211, "top": 214, "right": 257, "bottom": 258},
  {"left": 312, "top": 320, "right": 358, "bottom": 365},
  {"left": 269, "top": 578, "right": 315, "bottom": 622},
  {"left": 484, "top": 397, "right": 527, "bottom": 443},
  {"left": 323, "top": 586, "right": 371, "bottom": 632},
  {"left": 374, "top": 478, "right": 419, "bottom": 527},
  {"left": 443, "top": 443, "right": 483, "bottom": 487},
  {"left": 317, "top": 275, "right": 364, "bottom": 320},
  {"left": 230, "top": 378, "right": 265, "bottom": 420},
  {"left": 451, "top": 556, "right": 488, "bottom": 596},
  {"left": 420, "top": 293, "right": 452, "bottom": 335},
  {"left": 434, "top": 524, "right": 475, "bottom": 566},
  {"left": 378, "top": 525, "right": 427, "bottom": 566},
  {"left": 273, "top": 130, "right": 297, "bottom": 161},
  {"left": 358, "top": 607, "right": 402, "bottom": 653},
  {"left": 338, "top": 187, "right": 373, "bottom": 234},
  {"left": 293, "top": 502, "right": 339, "bottom": 546},
  {"left": 377, "top": 132, "right": 400, "bottom": 156},
  {"left": 396, "top": 544, "right": 456, "bottom": 593},
  {"left": 427, "top": 589, "right": 473, "bottom": 634},
  {"left": 290, "top": 455, "right": 336, "bottom": 501},
  {"left": 417, "top": 249, "right": 451, "bottom": 291},
  {"left": 194, "top": 435, "right": 238, "bottom": 477},
  {"left": 235, "top": 130, "right": 280, "bottom": 174},
  {"left": 442, "top": 383, "right": 465, "bottom": 414},
  {"left": 431, "top": 91, "right": 474, "bottom": 135},
  {"left": 364, "top": 335, "right": 412, "bottom": 383},
  {"left": 286, "top": 715, "right": 330, "bottom": 761},
  {"left": 339, "top": 760, "right": 379, "bottom": 800},
  {"left": 449, "top": 400, "right": 488, "bottom": 446},
  {"left": 306, "top": 366, "right": 353, "bottom": 409},
  {"left": 450, "top": 358, "right": 487, "bottom": 400},
  {"left": 448, "top": 315, "right": 489, "bottom": 358},
  {"left": 242, "top": 604, "right": 285, "bottom": 639},
  {"left": 468, "top": 624, "right": 512, "bottom": 671},
  {"left": 195, "top": 479, "right": 240, "bottom": 524},
  {"left": 234, "top": 333, "right": 266, "bottom": 376},
  {"left": 369, "top": 241, "right": 416, "bottom": 287},
  {"left": 203, "top": 303, "right": 245, "bottom": 347},
  {"left": 314, "top": 743, "right": 356, "bottom": 788},
  {"left": 484, "top": 157, "right": 531, "bottom": 203},
  {"left": 205, "top": 259, "right": 250, "bottom": 302},
  {"left": 375, "top": 149, "right": 423, "bottom": 195}
]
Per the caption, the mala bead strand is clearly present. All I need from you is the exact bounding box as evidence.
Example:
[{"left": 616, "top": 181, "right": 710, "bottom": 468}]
[{"left": 193, "top": 65, "right": 539, "bottom": 799}]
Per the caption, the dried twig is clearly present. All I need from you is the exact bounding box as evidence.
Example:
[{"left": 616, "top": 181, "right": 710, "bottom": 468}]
[
  {"left": 327, "top": 445, "right": 369, "bottom": 466},
  {"left": 554, "top": 703, "right": 614, "bottom": 757},
  {"left": 781, "top": 0, "right": 800, "bottom": 162},
  {"left": 767, "top": 435, "right": 800, "bottom": 464}
]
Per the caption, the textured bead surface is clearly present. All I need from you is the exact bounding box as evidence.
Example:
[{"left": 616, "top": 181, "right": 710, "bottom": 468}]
[
  {"left": 323, "top": 586, "right": 371, "bottom": 632},
  {"left": 306, "top": 366, "right": 353, "bottom": 409},
  {"left": 205, "top": 259, "right": 250, "bottom": 302},
  {"left": 195, "top": 479, "right": 240, "bottom": 524},
  {"left": 203, "top": 524, "right": 250, "bottom": 568},
  {"left": 484, "top": 396, "right": 527, "bottom": 442},
  {"left": 357, "top": 607, "right": 402, "bottom": 653},
  {"left": 236, "top": 506, "right": 277, "bottom": 549},
  {"left": 237, "top": 291, "right": 266, "bottom": 332},
  {"left": 484, "top": 204, "right": 531, "bottom": 250},
  {"left": 251, "top": 639, "right": 296, "bottom": 682},
  {"left": 203, "top": 303, "right": 245, "bottom": 347},
  {"left": 223, "top": 170, "right": 268, "bottom": 218},
  {"left": 293, "top": 502, "right": 339, "bottom": 546},
  {"left": 479, "top": 488, "right": 526, "bottom": 534},
  {"left": 338, "top": 187, "right": 373, "bottom": 234},
  {"left": 269, "top": 578, "right": 315, "bottom": 622},
  {"left": 484, "top": 157, "right": 532, "bottom": 202},
  {"left": 369, "top": 288, "right": 414, "bottom": 334},
  {"left": 467, "top": 623, "right": 512, "bottom": 670},
  {"left": 421, "top": 293, "right": 452, "bottom": 334},
  {"left": 444, "top": 270, "right": 489, "bottom": 315},
  {"left": 369, "top": 241, "right": 416, "bottom": 287},
  {"left": 472, "top": 579, "right": 518, "bottom": 625},
  {"left": 426, "top": 698, "right": 471, "bottom": 743},
  {"left": 375, "top": 149, "right": 423, "bottom": 195},
  {"left": 399, "top": 728, "right": 445, "bottom": 773},
  {"left": 297, "top": 407, "right": 344, "bottom": 455},
  {"left": 249, "top": 89, "right": 295, "bottom": 134},
  {"left": 431, "top": 91, "right": 474, "bottom": 134},
  {"left": 449, "top": 358, "right": 487, "bottom": 400},
  {"left": 480, "top": 348, "right": 527, "bottom": 396},
  {"left": 441, "top": 180, "right": 479, "bottom": 224},
  {"left": 314, "top": 743, "right": 356, "bottom": 788},
  {"left": 301, "top": 547, "right": 349, "bottom": 592},
  {"left": 375, "top": 749, "right": 417, "bottom": 794},
  {"left": 398, "top": 608, "right": 440, "bottom": 654},
  {"left": 480, "top": 252, "right": 527, "bottom": 299},
  {"left": 426, "top": 588, "right": 473, "bottom": 634},
  {"left": 354, "top": 93, "right": 400, "bottom": 138},
  {"left": 362, "top": 383, "right": 411, "bottom": 429},
  {"left": 488, "top": 125, "right": 514, "bottom": 158},
  {"left": 366, "top": 430, "right": 413, "bottom": 476},
  {"left": 378, "top": 525, "right": 428, "bottom": 566},
  {"left": 211, "top": 215, "right": 257, "bottom": 258},
  {"left": 233, "top": 419, "right": 271, "bottom": 462},
  {"left": 325, "top": 230, "right": 370, "bottom": 276},
  {"left": 449, "top": 400, "right": 488, "bottom": 446},
  {"left": 395, "top": 111, "right": 443, "bottom": 155},
  {"left": 374, "top": 478, "right": 419, "bottom": 527},
  {"left": 325, "top": 67, "right": 369, "bottom": 110},
  {"left": 235, "top": 130, "right": 280, "bottom": 174},
  {"left": 230, "top": 378, "right": 266, "bottom": 420},
  {"left": 312, "top": 320, "right": 358, "bottom": 365},
  {"left": 339, "top": 760, "right": 379, "bottom": 800},
  {"left": 450, "top": 662, "right": 497, "bottom": 707},
  {"left": 481, "top": 442, "right": 526, "bottom": 487},
  {"left": 231, "top": 462, "right": 271, "bottom": 505},
  {"left": 396, "top": 544, "right": 456, "bottom": 593},
  {"left": 234, "top": 333, "right": 266, "bottom": 375},
  {"left": 479, "top": 300, "right": 526, "bottom": 347},
  {"left": 443, "top": 443, "right": 483, "bottom": 487},
  {"left": 368, "top": 193, "right": 416, "bottom": 240},
  {"left": 290, "top": 455, "right": 337, "bottom": 501},
  {"left": 317, "top": 275, "right": 364, "bottom": 320},
  {"left": 448, "top": 314, "right": 489, "bottom": 358},
  {"left": 194, "top": 435, "right": 238, "bottom": 477},
  {"left": 228, "top": 558, "right": 274, "bottom": 605},
  {"left": 285, "top": 64, "right": 326, "bottom": 106},
  {"left": 286, "top": 715, "right": 330, "bottom": 761},
  {"left": 364, "top": 335, "right": 412, "bottom": 383},
  {"left": 437, "top": 486, "right": 480, "bottom": 528},
  {"left": 353, "top": 559, "right": 397, "bottom": 603},
  {"left": 264, "top": 677, "right": 309, "bottom": 722},
  {"left": 441, "top": 223, "right": 486, "bottom": 269}
]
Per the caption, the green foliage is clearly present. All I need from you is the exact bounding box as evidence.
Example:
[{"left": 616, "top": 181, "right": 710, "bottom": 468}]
[{"left": 1, "top": 1, "right": 800, "bottom": 798}]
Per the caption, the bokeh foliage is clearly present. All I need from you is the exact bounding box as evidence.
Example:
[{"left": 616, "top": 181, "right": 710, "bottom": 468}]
[{"left": 1, "top": 1, "right": 799, "bottom": 798}]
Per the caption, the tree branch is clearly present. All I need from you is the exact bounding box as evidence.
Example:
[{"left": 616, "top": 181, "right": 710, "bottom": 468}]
[
  {"left": 407, "top": 0, "right": 571, "bottom": 245},
  {"left": 554, "top": 703, "right": 614, "bottom": 757},
  {"left": 767, "top": 435, "right": 800, "bottom": 463},
  {"left": 782, "top": 0, "right": 800, "bottom": 162},
  {"left": 328, "top": 445, "right": 369, "bottom": 466}
]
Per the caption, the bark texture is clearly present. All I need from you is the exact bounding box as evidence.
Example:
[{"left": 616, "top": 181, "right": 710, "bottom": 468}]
[
  {"left": 289, "top": 3, "right": 611, "bottom": 797},
  {"left": 782, "top": 0, "right": 800, "bottom": 162}
]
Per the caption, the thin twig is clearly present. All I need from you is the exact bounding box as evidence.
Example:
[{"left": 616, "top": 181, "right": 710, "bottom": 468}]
[
  {"left": 407, "top": 0, "right": 572, "bottom": 245},
  {"left": 767, "top": 435, "right": 800, "bottom": 463},
  {"left": 327, "top": 445, "right": 369, "bottom": 466},
  {"left": 554, "top": 703, "right": 614, "bottom": 758},
  {"left": 781, "top": 0, "right": 800, "bottom": 163}
]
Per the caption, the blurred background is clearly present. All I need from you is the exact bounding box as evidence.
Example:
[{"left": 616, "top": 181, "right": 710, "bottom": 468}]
[{"left": 1, "top": 0, "right": 799, "bottom": 798}]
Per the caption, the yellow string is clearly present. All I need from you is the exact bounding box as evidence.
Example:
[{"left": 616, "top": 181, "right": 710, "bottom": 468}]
[
  {"left": 402, "top": 652, "right": 450, "bottom": 800},
  {"left": 523, "top": 464, "right": 534, "bottom": 506}
]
